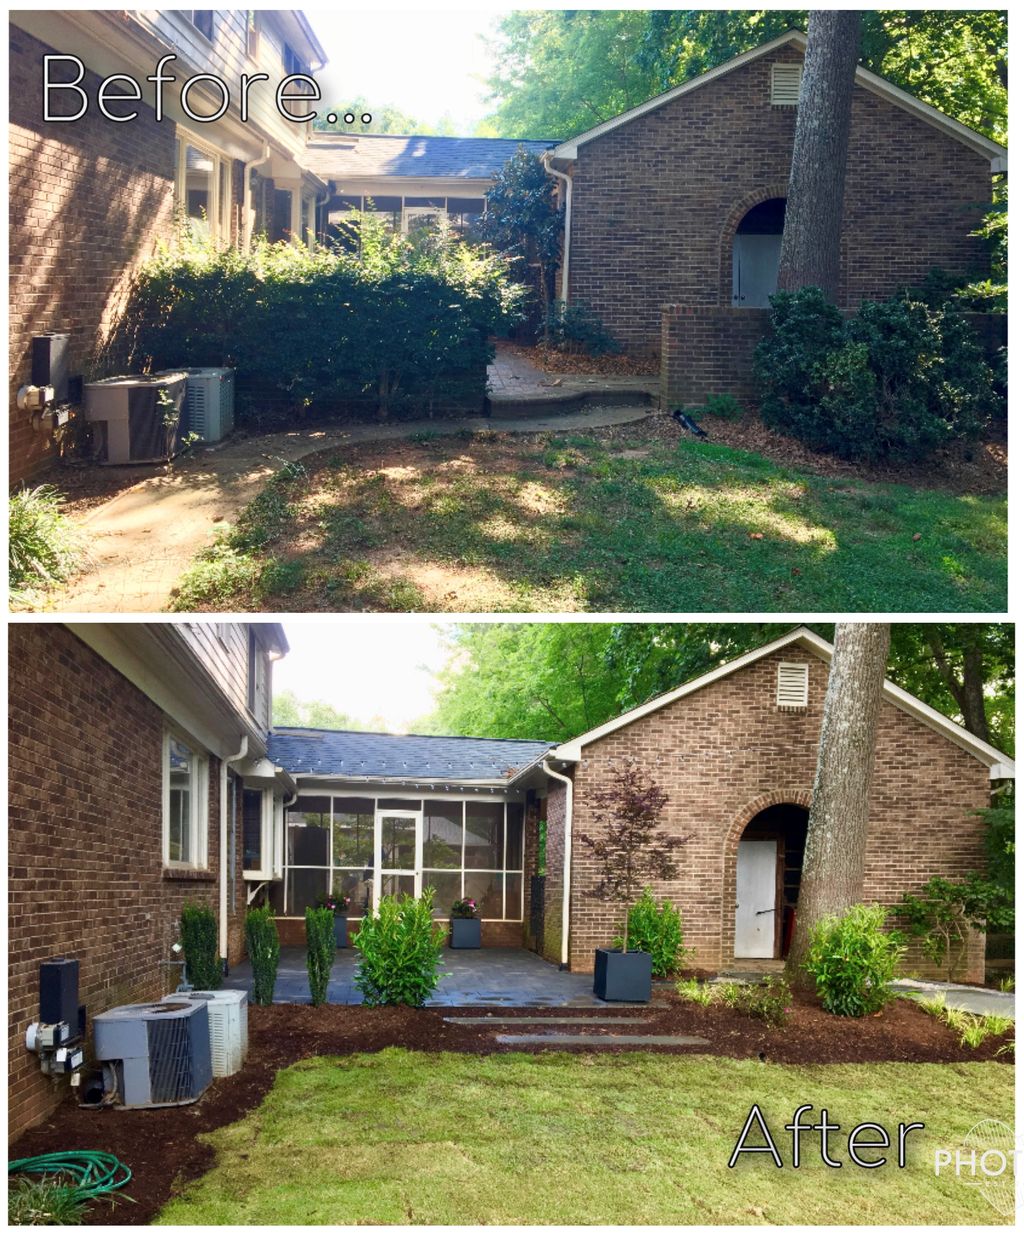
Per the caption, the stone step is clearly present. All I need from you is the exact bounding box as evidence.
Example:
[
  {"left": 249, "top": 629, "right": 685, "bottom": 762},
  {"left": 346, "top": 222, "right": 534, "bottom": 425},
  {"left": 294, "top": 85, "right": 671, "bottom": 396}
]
[
  {"left": 444, "top": 1015, "right": 647, "bottom": 1026},
  {"left": 486, "top": 389, "right": 655, "bottom": 420},
  {"left": 495, "top": 1033, "right": 710, "bottom": 1047}
]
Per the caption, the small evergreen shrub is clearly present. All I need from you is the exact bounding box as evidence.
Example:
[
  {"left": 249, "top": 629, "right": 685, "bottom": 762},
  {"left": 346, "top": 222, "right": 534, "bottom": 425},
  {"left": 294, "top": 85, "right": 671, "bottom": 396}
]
[
  {"left": 804, "top": 903, "right": 906, "bottom": 1017},
  {"left": 305, "top": 906, "right": 336, "bottom": 1006},
  {"left": 754, "top": 286, "right": 995, "bottom": 464},
  {"left": 543, "top": 300, "right": 620, "bottom": 355},
  {"left": 9, "top": 485, "right": 82, "bottom": 602},
  {"left": 180, "top": 903, "right": 221, "bottom": 989},
  {"left": 353, "top": 892, "right": 447, "bottom": 1006},
  {"left": 613, "top": 887, "right": 691, "bottom": 978},
  {"left": 244, "top": 906, "right": 280, "bottom": 1006},
  {"left": 702, "top": 393, "right": 745, "bottom": 420}
]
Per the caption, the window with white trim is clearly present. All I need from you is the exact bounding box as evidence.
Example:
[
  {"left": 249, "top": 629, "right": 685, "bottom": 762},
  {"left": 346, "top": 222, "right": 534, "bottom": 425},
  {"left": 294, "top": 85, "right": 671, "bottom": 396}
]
[
  {"left": 776, "top": 662, "right": 810, "bottom": 709},
  {"left": 770, "top": 63, "right": 802, "bottom": 106},
  {"left": 174, "top": 130, "right": 231, "bottom": 242},
  {"left": 163, "top": 730, "right": 209, "bottom": 867}
]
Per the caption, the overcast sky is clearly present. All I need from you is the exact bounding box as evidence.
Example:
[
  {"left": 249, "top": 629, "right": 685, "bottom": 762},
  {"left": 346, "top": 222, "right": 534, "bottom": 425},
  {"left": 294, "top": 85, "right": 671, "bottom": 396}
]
[
  {"left": 273, "top": 620, "right": 456, "bottom": 732},
  {"left": 306, "top": 8, "right": 505, "bottom": 134}
]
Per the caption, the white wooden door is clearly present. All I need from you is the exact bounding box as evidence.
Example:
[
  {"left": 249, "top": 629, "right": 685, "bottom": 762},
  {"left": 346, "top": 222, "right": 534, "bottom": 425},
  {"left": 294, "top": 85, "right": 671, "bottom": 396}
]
[
  {"left": 734, "top": 839, "right": 778, "bottom": 958},
  {"left": 732, "top": 234, "right": 783, "bottom": 308}
]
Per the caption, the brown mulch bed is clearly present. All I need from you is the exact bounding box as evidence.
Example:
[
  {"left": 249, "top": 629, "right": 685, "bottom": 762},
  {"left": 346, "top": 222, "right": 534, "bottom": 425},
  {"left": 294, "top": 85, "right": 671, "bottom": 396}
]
[
  {"left": 505, "top": 341, "right": 659, "bottom": 377},
  {"left": 595, "top": 411, "right": 1008, "bottom": 496},
  {"left": 8, "top": 991, "right": 1010, "bottom": 1226}
]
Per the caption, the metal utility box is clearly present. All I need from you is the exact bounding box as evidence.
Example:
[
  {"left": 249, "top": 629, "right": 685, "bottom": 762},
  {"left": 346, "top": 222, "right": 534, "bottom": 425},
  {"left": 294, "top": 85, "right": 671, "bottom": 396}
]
[
  {"left": 32, "top": 333, "right": 70, "bottom": 402},
  {"left": 92, "top": 1000, "right": 212, "bottom": 1108},
  {"left": 39, "top": 958, "right": 79, "bottom": 1027},
  {"left": 83, "top": 371, "right": 188, "bottom": 464},
  {"left": 157, "top": 367, "right": 235, "bottom": 442}
]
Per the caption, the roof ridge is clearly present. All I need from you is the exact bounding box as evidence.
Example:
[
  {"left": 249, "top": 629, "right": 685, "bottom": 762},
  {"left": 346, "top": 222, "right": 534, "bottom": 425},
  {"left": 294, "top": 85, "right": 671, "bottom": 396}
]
[{"left": 271, "top": 726, "right": 552, "bottom": 744}]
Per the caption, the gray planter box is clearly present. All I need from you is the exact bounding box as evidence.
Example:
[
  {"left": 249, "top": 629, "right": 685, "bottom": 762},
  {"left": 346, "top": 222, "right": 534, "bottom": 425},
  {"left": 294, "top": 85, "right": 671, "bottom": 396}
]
[
  {"left": 333, "top": 916, "right": 348, "bottom": 949},
  {"left": 593, "top": 947, "right": 652, "bottom": 1002},
  {"left": 450, "top": 917, "right": 482, "bottom": 949}
]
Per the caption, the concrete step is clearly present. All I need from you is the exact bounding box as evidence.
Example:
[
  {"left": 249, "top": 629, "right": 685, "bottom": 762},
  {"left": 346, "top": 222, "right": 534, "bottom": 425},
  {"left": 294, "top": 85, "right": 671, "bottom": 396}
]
[
  {"left": 487, "top": 387, "right": 655, "bottom": 420},
  {"left": 444, "top": 1015, "right": 647, "bottom": 1026},
  {"left": 495, "top": 1032, "right": 711, "bottom": 1047}
]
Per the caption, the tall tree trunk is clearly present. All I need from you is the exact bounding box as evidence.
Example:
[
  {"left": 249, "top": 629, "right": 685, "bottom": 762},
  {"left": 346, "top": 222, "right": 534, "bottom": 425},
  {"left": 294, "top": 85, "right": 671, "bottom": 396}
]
[
  {"left": 787, "top": 622, "right": 891, "bottom": 979},
  {"left": 777, "top": 10, "right": 861, "bottom": 302},
  {"left": 925, "top": 628, "right": 991, "bottom": 743}
]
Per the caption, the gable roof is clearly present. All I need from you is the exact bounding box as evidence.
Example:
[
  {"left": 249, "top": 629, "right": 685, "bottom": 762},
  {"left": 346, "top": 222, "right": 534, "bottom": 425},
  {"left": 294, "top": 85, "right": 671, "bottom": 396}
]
[
  {"left": 268, "top": 727, "right": 554, "bottom": 783},
  {"left": 549, "top": 31, "right": 1006, "bottom": 167},
  {"left": 302, "top": 134, "right": 558, "bottom": 183},
  {"left": 550, "top": 627, "right": 1014, "bottom": 780}
]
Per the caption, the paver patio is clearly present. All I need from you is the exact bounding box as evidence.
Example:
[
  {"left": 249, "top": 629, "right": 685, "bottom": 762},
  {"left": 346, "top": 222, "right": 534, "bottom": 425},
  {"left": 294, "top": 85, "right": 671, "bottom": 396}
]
[{"left": 222, "top": 946, "right": 636, "bottom": 1007}]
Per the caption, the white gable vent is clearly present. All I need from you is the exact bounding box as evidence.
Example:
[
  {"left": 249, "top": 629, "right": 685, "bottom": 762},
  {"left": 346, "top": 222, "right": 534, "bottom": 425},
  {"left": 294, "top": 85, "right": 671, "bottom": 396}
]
[
  {"left": 771, "top": 63, "right": 803, "bottom": 106},
  {"left": 777, "top": 662, "right": 809, "bottom": 709}
]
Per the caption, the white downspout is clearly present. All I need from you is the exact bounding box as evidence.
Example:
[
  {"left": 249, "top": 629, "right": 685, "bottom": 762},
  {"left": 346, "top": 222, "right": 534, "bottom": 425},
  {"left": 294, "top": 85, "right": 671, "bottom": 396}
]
[
  {"left": 542, "top": 760, "right": 574, "bottom": 969},
  {"left": 543, "top": 154, "right": 573, "bottom": 305},
  {"left": 242, "top": 144, "right": 271, "bottom": 250},
  {"left": 220, "top": 736, "right": 249, "bottom": 963}
]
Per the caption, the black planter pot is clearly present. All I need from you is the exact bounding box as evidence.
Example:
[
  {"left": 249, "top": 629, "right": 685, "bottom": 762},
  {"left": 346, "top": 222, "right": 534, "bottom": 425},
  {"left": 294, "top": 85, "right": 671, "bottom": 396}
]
[
  {"left": 449, "top": 917, "right": 482, "bottom": 949},
  {"left": 333, "top": 915, "right": 349, "bottom": 949},
  {"left": 593, "top": 947, "right": 652, "bottom": 1002}
]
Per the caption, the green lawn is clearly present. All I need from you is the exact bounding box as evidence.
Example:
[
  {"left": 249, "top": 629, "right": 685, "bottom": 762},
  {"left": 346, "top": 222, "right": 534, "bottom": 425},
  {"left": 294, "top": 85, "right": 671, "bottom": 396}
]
[
  {"left": 156, "top": 1050, "right": 1012, "bottom": 1224},
  {"left": 170, "top": 431, "right": 1007, "bottom": 613}
]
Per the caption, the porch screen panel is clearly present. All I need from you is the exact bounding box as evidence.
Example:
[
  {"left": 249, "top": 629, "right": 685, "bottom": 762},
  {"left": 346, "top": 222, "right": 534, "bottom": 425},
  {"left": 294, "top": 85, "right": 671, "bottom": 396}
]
[
  {"left": 332, "top": 797, "right": 374, "bottom": 916},
  {"left": 465, "top": 802, "right": 502, "bottom": 869}
]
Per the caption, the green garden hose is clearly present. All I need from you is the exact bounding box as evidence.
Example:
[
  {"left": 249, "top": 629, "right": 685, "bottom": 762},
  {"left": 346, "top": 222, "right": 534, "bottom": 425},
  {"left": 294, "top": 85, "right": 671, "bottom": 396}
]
[{"left": 8, "top": 1150, "right": 132, "bottom": 1201}]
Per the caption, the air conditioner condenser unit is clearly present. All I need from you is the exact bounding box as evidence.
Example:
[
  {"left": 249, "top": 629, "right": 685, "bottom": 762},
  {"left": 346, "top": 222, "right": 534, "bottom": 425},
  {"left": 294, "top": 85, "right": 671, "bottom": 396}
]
[
  {"left": 83, "top": 372, "right": 188, "bottom": 464},
  {"left": 164, "top": 988, "right": 247, "bottom": 1077},
  {"left": 92, "top": 999, "right": 212, "bottom": 1108},
  {"left": 157, "top": 367, "right": 235, "bottom": 442}
]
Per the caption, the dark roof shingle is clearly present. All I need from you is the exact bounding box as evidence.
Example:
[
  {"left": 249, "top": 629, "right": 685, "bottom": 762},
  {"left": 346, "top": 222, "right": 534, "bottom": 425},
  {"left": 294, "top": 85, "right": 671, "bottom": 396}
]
[
  {"left": 301, "top": 134, "right": 559, "bottom": 182},
  {"left": 268, "top": 728, "right": 553, "bottom": 781}
]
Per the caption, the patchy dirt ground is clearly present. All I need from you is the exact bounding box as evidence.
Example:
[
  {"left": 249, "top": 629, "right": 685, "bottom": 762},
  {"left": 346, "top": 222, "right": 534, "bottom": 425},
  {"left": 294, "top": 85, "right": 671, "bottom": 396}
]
[{"left": 8, "top": 992, "right": 1011, "bottom": 1226}]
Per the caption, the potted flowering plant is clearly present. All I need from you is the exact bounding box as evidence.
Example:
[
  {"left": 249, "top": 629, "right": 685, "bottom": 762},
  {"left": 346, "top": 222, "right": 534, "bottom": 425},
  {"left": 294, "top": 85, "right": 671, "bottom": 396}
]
[
  {"left": 449, "top": 897, "right": 481, "bottom": 949},
  {"left": 320, "top": 893, "right": 351, "bottom": 948}
]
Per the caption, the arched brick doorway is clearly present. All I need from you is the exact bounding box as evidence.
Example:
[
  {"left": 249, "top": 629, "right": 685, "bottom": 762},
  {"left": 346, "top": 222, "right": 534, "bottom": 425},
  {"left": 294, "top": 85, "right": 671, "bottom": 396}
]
[
  {"left": 732, "top": 197, "right": 787, "bottom": 308},
  {"left": 722, "top": 792, "right": 811, "bottom": 962}
]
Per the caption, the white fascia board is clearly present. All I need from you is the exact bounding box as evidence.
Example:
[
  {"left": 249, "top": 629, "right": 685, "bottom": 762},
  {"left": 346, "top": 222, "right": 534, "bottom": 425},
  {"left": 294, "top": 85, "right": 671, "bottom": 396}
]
[
  {"left": 552, "top": 29, "right": 1005, "bottom": 165},
  {"left": 289, "top": 775, "right": 518, "bottom": 794},
  {"left": 553, "top": 626, "right": 1014, "bottom": 779}
]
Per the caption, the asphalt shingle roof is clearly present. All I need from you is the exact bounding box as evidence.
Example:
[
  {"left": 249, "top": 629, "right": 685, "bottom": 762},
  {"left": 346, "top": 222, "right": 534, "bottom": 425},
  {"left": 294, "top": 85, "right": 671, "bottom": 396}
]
[
  {"left": 301, "top": 134, "right": 559, "bottom": 182},
  {"left": 268, "top": 728, "right": 554, "bottom": 781}
]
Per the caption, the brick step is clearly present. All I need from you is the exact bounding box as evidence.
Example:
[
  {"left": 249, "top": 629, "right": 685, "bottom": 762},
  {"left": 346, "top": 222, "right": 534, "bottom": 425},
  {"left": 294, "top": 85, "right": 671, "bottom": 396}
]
[
  {"left": 494, "top": 1032, "right": 711, "bottom": 1047},
  {"left": 486, "top": 387, "right": 654, "bottom": 419}
]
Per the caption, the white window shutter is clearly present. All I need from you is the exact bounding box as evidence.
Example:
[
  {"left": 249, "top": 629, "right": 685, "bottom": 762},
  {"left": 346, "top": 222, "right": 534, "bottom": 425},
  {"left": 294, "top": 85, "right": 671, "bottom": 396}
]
[
  {"left": 771, "top": 63, "right": 802, "bottom": 106},
  {"left": 776, "top": 662, "right": 809, "bottom": 709}
]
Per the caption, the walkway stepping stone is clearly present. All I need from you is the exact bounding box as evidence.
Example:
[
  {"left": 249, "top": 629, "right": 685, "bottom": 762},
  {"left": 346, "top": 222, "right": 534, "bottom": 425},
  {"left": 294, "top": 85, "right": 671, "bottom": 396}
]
[
  {"left": 495, "top": 1032, "right": 710, "bottom": 1047},
  {"left": 444, "top": 1015, "right": 646, "bottom": 1026}
]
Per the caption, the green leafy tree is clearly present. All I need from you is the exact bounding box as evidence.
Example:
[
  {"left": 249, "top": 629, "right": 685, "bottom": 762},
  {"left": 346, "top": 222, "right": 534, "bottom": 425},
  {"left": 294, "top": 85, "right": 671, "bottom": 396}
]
[
  {"left": 274, "top": 688, "right": 359, "bottom": 730},
  {"left": 480, "top": 149, "right": 564, "bottom": 335},
  {"left": 894, "top": 874, "right": 1013, "bottom": 981},
  {"left": 315, "top": 97, "right": 425, "bottom": 134}
]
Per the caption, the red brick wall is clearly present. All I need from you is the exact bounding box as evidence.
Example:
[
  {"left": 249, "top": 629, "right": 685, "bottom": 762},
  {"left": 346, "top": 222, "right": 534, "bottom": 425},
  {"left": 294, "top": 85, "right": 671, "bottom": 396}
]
[
  {"left": 661, "top": 306, "right": 770, "bottom": 408},
  {"left": 7, "top": 626, "right": 245, "bottom": 1141},
  {"left": 8, "top": 26, "right": 177, "bottom": 480},
  {"left": 274, "top": 916, "right": 521, "bottom": 949},
  {"left": 565, "top": 648, "right": 991, "bottom": 980},
  {"left": 569, "top": 44, "right": 992, "bottom": 354}
]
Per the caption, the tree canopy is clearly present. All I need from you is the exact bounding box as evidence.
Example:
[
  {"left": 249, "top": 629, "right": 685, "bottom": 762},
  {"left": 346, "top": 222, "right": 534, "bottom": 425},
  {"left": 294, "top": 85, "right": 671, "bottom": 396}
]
[
  {"left": 484, "top": 10, "right": 1007, "bottom": 144},
  {"left": 273, "top": 689, "right": 360, "bottom": 730},
  {"left": 422, "top": 623, "right": 1014, "bottom": 754}
]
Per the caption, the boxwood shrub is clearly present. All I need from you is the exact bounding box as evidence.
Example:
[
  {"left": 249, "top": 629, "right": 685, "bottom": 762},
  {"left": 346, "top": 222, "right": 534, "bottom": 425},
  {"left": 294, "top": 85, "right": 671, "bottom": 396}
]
[
  {"left": 118, "top": 217, "right": 523, "bottom": 427},
  {"left": 754, "top": 286, "right": 997, "bottom": 464}
]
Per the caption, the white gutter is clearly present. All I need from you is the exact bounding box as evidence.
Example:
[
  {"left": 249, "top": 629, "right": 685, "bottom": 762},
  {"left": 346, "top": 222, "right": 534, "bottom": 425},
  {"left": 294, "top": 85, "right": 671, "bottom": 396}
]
[
  {"left": 242, "top": 144, "right": 272, "bottom": 250},
  {"left": 542, "top": 760, "right": 574, "bottom": 969},
  {"left": 543, "top": 153, "right": 573, "bottom": 305},
  {"left": 220, "top": 737, "right": 249, "bottom": 961}
]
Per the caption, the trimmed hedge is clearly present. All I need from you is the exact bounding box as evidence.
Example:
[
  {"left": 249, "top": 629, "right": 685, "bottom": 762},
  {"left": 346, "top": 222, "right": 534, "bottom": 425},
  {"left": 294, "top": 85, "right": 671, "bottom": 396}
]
[
  {"left": 305, "top": 906, "right": 335, "bottom": 1006},
  {"left": 118, "top": 218, "right": 523, "bottom": 427},
  {"left": 180, "top": 903, "right": 221, "bottom": 990},
  {"left": 754, "top": 286, "right": 997, "bottom": 464},
  {"left": 244, "top": 906, "right": 280, "bottom": 1006}
]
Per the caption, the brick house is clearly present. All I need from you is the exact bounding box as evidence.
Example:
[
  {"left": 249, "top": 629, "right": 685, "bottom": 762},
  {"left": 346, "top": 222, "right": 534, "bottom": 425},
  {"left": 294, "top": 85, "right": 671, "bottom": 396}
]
[
  {"left": 9, "top": 8, "right": 328, "bottom": 480},
  {"left": 543, "top": 31, "right": 1006, "bottom": 403},
  {"left": 8, "top": 624, "right": 1012, "bottom": 1139},
  {"left": 8, "top": 621, "right": 291, "bottom": 1140}
]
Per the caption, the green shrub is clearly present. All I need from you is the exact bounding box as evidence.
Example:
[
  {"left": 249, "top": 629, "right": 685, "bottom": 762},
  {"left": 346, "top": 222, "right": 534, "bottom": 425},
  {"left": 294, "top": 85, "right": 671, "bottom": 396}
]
[
  {"left": 305, "top": 906, "right": 335, "bottom": 1006},
  {"left": 804, "top": 903, "right": 906, "bottom": 1017},
  {"left": 353, "top": 892, "right": 447, "bottom": 1006},
  {"left": 543, "top": 300, "right": 620, "bottom": 355},
  {"left": 754, "top": 286, "right": 995, "bottom": 464},
  {"left": 244, "top": 906, "right": 280, "bottom": 1006},
  {"left": 676, "top": 978, "right": 714, "bottom": 1006},
  {"left": 730, "top": 976, "right": 793, "bottom": 1028},
  {"left": 702, "top": 393, "right": 745, "bottom": 420},
  {"left": 117, "top": 218, "right": 522, "bottom": 427},
  {"left": 8, "top": 1177, "right": 87, "bottom": 1226},
  {"left": 893, "top": 874, "right": 1012, "bottom": 982},
  {"left": 613, "top": 888, "right": 691, "bottom": 978},
  {"left": 180, "top": 903, "right": 221, "bottom": 990},
  {"left": 9, "top": 485, "right": 82, "bottom": 601}
]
